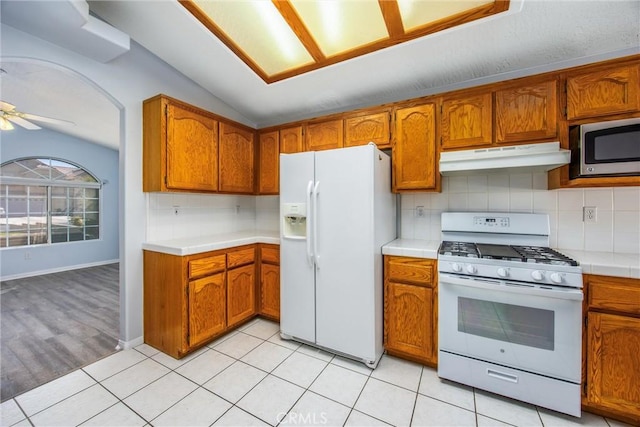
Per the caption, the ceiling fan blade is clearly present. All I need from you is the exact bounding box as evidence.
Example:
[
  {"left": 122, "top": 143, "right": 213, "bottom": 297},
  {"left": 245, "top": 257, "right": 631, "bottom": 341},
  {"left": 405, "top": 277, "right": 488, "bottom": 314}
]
[
  {"left": 6, "top": 115, "right": 42, "bottom": 130},
  {"left": 21, "top": 112, "right": 75, "bottom": 126},
  {"left": 0, "top": 101, "right": 17, "bottom": 112}
]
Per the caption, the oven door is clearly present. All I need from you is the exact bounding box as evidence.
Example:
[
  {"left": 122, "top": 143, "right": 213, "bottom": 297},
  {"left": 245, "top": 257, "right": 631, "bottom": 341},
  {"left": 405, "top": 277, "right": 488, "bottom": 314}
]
[{"left": 438, "top": 273, "right": 583, "bottom": 383}]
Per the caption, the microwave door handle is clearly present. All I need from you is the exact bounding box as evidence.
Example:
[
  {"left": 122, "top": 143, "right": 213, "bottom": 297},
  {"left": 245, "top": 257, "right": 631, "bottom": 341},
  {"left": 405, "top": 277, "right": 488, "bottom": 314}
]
[{"left": 440, "top": 274, "right": 583, "bottom": 301}]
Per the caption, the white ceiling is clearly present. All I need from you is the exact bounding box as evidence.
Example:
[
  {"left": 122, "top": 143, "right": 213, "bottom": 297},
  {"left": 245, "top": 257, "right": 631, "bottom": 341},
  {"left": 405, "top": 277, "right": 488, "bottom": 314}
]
[{"left": 1, "top": 0, "right": 639, "bottom": 150}]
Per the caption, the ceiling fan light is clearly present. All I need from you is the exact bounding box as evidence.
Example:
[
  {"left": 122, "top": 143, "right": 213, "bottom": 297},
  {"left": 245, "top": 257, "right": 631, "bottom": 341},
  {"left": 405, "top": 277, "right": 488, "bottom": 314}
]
[{"left": 0, "top": 116, "right": 15, "bottom": 131}]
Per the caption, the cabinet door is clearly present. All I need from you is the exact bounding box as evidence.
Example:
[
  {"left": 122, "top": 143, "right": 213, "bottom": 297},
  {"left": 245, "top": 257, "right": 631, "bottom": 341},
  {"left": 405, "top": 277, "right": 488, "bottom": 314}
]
[
  {"left": 227, "top": 264, "right": 256, "bottom": 327},
  {"left": 166, "top": 103, "right": 219, "bottom": 191},
  {"left": 305, "top": 119, "right": 344, "bottom": 151},
  {"left": 260, "top": 263, "right": 280, "bottom": 320},
  {"left": 258, "top": 131, "right": 279, "bottom": 194},
  {"left": 188, "top": 273, "right": 226, "bottom": 347},
  {"left": 280, "top": 126, "right": 303, "bottom": 154},
  {"left": 393, "top": 104, "right": 437, "bottom": 191},
  {"left": 385, "top": 281, "right": 434, "bottom": 361},
  {"left": 344, "top": 112, "right": 390, "bottom": 148},
  {"left": 219, "top": 122, "right": 255, "bottom": 193},
  {"left": 441, "top": 93, "right": 492, "bottom": 149},
  {"left": 586, "top": 312, "right": 640, "bottom": 417},
  {"left": 567, "top": 64, "right": 640, "bottom": 120},
  {"left": 496, "top": 81, "right": 558, "bottom": 143}
]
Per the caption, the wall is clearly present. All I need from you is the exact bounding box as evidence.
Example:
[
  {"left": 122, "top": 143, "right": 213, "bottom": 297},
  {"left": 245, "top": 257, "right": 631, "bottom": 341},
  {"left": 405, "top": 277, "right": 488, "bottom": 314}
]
[
  {"left": 146, "top": 194, "right": 279, "bottom": 241},
  {"left": 1, "top": 127, "right": 119, "bottom": 279},
  {"left": 400, "top": 171, "right": 640, "bottom": 254}
]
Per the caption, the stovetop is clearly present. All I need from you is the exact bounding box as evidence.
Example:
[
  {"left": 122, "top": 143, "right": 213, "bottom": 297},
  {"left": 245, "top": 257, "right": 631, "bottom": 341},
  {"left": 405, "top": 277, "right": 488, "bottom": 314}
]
[{"left": 439, "top": 241, "right": 579, "bottom": 266}]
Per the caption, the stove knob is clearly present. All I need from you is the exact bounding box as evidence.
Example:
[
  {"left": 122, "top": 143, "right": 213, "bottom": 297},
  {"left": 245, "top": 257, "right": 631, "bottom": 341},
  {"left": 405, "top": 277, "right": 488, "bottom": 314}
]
[
  {"left": 550, "top": 272, "right": 563, "bottom": 284},
  {"left": 497, "top": 267, "right": 509, "bottom": 278},
  {"left": 531, "top": 270, "right": 545, "bottom": 281},
  {"left": 451, "top": 263, "right": 462, "bottom": 272},
  {"left": 466, "top": 264, "right": 477, "bottom": 274}
]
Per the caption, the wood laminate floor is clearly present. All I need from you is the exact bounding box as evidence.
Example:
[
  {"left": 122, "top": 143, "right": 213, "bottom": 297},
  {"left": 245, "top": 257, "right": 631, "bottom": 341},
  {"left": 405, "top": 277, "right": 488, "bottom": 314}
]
[{"left": 0, "top": 263, "right": 119, "bottom": 402}]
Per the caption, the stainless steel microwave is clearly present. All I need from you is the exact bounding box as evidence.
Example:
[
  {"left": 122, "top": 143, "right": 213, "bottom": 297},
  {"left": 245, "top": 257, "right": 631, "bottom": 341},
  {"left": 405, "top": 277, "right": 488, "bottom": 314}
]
[{"left": 570, "top": 117, "right": 640, "bottom": 177}]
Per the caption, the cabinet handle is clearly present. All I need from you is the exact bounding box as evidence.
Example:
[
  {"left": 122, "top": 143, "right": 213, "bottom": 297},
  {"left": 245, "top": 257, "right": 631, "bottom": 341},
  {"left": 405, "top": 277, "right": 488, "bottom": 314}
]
[{"left": 487, "top": 369, "right": 518, "bottom": 383}]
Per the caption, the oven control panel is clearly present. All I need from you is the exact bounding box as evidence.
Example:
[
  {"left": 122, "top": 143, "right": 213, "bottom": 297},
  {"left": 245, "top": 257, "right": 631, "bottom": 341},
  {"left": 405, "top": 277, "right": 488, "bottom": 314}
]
[
  {"left": 474, "top": 216, "right": 510, "bottom": 228},
  {"left": 438, "top": 258, "right": 583, "bottom": 288}
]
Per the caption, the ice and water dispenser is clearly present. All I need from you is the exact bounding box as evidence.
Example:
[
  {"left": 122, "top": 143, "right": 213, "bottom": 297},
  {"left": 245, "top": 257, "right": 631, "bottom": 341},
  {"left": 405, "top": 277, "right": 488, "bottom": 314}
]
[{"left": 282, "top": 203, "right": 307, "bottom": 239}]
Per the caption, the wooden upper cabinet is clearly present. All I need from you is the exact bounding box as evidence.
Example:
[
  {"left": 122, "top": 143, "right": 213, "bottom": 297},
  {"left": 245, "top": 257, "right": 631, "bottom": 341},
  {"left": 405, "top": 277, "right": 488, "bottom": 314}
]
[
  {"left": 495, "top": 80, "right": 558, "bottom": 143},
  {"left": 305, "top": 119, "right": 344, "bottom": 151},
  {"left": 567, "top": 64, "right": 640, "bottom": 120},
  {"left": 258, "top": 131, "right": 279, "bottom": 194},
  {"left": 143, "top": 95, "right": 219, "bottom": 192},
  {"left": 280, "top": 126, "right": 303, "bottom": 154},
  {"left": 441, "top": 92, "right": 492, "bottom": 149},
  {"left": 344, "top": 111, "right": 390, "bottom": 148},
  {"left": 393, "top": 103, "right": 437, "bottom": 191},
  {"left": 219, "top": 122, "right": 255, "bottom": 193}
]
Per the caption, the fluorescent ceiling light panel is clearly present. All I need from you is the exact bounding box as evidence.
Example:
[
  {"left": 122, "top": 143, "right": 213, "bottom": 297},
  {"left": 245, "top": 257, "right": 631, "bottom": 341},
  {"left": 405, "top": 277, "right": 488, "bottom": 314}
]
[
  {"left": 398, "top": 0, "right": 496, "bottom": 31},
  {"left": 290, "top": 0, "right": 389, "bottom": 57},
  {"left": 193, "top": 0, "right": 314, "bottom": 76}
]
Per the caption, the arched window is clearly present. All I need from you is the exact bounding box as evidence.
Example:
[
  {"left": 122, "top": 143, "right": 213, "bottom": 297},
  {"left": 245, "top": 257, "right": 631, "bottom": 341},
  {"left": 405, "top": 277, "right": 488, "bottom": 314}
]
[{"left": 0, "top": 157, "right": 101, "bottom": 248}]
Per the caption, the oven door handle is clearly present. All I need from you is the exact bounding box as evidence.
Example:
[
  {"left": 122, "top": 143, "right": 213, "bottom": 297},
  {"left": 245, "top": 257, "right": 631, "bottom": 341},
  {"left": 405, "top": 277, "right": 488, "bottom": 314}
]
[{"left": 440, "top": 274, "right": 583, "bottom": 301}]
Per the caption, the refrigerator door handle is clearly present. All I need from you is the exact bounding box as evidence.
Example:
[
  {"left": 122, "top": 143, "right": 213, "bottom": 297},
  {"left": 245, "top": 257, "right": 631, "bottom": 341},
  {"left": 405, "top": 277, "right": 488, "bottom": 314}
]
[
  {"left": 306, "top": 180, "right": 314, "bottom": 266},
  {"left": 313, "top": 181, "right": 320, "bottom": 270}
]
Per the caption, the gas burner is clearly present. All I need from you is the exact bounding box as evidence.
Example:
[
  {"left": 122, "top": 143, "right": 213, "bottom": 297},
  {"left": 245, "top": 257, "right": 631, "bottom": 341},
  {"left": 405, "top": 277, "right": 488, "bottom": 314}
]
[
  {"left": 439, "top": 242, "right": 579, "bottom": 266},
  {"left": 513, "top": 246, "right": 579, "bottom": 266},
  {"left": 439, "top": 241, "right": 478, "bottom": 258}
]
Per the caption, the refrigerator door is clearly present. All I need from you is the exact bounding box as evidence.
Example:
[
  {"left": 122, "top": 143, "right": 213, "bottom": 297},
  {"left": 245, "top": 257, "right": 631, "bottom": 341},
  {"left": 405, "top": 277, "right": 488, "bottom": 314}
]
[
  {"left": 280, "top": 152, "right": 316, "bottom": 343},
  {"left": 313, "top": 145, "right": 377, "bottom": 361}
]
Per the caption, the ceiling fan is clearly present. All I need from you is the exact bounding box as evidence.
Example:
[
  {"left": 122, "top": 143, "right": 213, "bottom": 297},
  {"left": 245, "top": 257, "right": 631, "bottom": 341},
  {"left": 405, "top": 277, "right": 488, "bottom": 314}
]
[{"left": 0, "top": 100, "right": 75, "bottom": 131}]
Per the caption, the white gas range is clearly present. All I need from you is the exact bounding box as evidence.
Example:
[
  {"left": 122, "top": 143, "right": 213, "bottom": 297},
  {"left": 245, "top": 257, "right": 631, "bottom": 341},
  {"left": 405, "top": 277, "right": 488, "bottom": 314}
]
[{"left": 437, "top": 212, "right": 583, "bottom": 417}]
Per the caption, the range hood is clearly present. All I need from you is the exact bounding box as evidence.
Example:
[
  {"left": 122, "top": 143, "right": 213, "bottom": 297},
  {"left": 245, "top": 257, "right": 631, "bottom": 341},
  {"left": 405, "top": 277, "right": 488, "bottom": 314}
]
[{"left": 439, "top": 142, "right": 570, "bottom": 175}]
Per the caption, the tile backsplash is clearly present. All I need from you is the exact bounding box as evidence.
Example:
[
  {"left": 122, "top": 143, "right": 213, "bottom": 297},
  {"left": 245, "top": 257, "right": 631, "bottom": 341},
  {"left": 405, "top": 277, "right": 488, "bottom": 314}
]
[
  {"left": 400, "top": 172, "right": 640, "bottom": 254},
  {"left": 147, "top": 174, "right": 639, "bottom": 254}
]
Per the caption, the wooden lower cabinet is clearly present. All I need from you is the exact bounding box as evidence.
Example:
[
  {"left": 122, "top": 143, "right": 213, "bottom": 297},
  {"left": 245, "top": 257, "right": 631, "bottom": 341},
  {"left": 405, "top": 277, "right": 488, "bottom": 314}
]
[
  {"left": 227, "top": 263, "right": 256, "bottom": 327},
  {"left": 583, "top": 274, "right": 640, "bottom": 425},
  {"left": 144, "top": 243, "right": 277, "bottom": 358},
  {"left": 188, "top": 273, "right": 226, "bottom": 347},
  {"left": 384, "top": 256, "right": 438, "bottom": 366},
  {"left": 259, "top": 244, "right": 280, "bottom": 321}
]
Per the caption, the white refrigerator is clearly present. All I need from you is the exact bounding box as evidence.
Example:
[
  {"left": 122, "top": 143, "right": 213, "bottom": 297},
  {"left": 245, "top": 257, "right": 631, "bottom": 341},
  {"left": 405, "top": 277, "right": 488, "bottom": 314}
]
[{"left": 279, "top": 144, "right": 396, "bottom": 368}]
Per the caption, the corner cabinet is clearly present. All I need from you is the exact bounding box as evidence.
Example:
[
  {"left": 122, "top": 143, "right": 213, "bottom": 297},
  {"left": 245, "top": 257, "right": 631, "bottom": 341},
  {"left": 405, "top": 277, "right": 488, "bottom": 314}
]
[
  {"left": 143, "top": 95, "right": 219, "bottom": 192},
  {"left": 384, "top": 256, "right": 438, "bottom": 366},
  {"left": 583, "top": 274, "right": 640, "bottom": 425},
  {"left": 226, "top": 247, "right": 256, "bottom": 327},
  {"left": 392, "top": 103, "right": 438, "bottom": 192},
  {"left": 259, "top": 244, "right": 280, "bottom": 321}
]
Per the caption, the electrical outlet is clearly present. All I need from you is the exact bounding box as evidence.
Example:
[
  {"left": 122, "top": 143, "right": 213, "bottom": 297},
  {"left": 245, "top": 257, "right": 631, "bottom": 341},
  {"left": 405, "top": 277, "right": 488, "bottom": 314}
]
[
  {"left": 416, "top": 206, "right": 426, "bottom": 218},
  {"left": 235, "top": 205, "right": 240, "bottom": 215},
  {"left": 583, "top": 206, "right": 597, "bottom": 223},
  {"left": 24, "top": 252, "right": 31, "bottom": 260},
  {"left": 173, "top": 206, "right": 180, "bottom": 216}
]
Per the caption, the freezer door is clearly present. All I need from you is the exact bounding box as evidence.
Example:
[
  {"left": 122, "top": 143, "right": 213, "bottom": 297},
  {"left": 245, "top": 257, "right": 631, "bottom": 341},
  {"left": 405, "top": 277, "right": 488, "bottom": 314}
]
[
  {"left": 313, "top": 145, "right": 378, "bottom": 361},
  {"left": 279, "top": 152, "right": 316, "bottom": 342}
]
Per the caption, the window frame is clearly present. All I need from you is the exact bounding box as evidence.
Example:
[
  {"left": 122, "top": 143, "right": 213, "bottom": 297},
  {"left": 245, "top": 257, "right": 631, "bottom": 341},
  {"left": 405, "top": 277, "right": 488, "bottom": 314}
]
[{"left": 0, "top": 157, "right": 102, "bottom": 249}]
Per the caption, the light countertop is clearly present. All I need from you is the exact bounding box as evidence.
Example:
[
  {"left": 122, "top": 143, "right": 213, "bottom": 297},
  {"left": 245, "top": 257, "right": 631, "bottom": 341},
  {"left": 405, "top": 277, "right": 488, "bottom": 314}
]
[
  {"left": 382, "top": 238, "right": 640, "bottom": 280},
  {"left": 142, "top": 230, "right": 280, "bottom": 256}
]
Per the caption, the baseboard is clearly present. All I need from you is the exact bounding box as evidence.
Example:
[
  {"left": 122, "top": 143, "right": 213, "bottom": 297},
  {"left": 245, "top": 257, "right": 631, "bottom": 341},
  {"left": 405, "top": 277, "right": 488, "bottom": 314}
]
[
  {"left": 0, "top": 259, "right": 120, "bottom": 281},
  {"left": 117, "top": 336, "right": 144, "bottom": 351}
]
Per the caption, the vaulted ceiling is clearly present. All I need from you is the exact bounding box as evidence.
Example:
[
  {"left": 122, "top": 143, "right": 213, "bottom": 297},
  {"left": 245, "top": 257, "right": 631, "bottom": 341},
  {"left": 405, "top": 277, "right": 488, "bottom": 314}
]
[{"left": 1, "top": 0, "right": 639, "bottom": 150}]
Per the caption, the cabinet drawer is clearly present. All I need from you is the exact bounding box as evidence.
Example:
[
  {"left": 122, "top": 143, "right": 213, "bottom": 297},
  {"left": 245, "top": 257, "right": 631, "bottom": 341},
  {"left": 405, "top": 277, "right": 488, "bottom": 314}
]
[
  {"left": 261, "top": 246, "right": 280, "bottom": 264},
  {"left": 228, "top": 247, "right": 256, "bottom": 269},
  {"left": 589, "top": 277, "right": 640, "bottom": 316},
  {"left": 188, "top": 254, "right": 226, "bottom": 279},
  {"left": 387, "top": 257, "right": 435, "bottom": 286}
]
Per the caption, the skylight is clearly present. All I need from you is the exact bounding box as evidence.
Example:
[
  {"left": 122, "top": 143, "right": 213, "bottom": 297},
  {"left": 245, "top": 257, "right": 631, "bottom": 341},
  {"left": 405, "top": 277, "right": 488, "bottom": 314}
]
[{"left": 180, "top": 0, "right": 510, "bottom": 83}]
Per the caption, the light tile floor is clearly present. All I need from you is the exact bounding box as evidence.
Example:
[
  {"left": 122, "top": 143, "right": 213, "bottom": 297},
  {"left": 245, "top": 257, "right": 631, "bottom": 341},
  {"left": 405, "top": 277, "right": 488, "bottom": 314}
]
[{"left": 0, "top": 318, "right": 634, "bottom": 427}]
